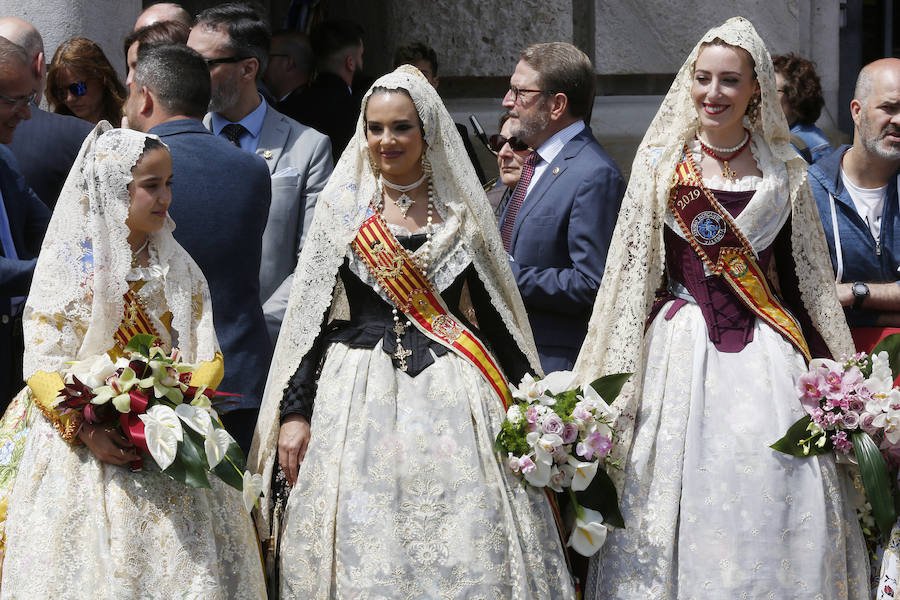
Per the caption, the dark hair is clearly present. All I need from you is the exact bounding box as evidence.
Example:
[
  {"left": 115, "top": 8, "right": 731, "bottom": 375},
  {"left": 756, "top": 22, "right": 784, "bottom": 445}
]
[
  {"left": 134, "top": 43, "right": 210, "bottom": 119},
  {"left": 519, "top": 42, "right": 595, "bottom": 121},
  {"left": 772, "top": 53, "right": 825, "bottom": 125},
  {"left": 141, "top": 135, "right": 167, "bottom": 155},
  {"left": 310, "top": 19, "right": 363, "bottom": 64},
  {"left": 498, "top": 112, "right": 511, "bottom": 131},
  {"left": 364, "top": 86, "right": 424, "bottom": 133},
  {"left": 271, "top": 29, "right": 313, "bottom": 76},
  {"left": 195, "top": 2, "right": 270, "bottom": 79},
  {"left": 46, "top": 37, "right": 126, "bottom": 124},
  {"left": 123, "top": 20, "right": 190, "bottom": 59},
  {"left": 393, "top": 42, "right": 438, "bottom": 76}
]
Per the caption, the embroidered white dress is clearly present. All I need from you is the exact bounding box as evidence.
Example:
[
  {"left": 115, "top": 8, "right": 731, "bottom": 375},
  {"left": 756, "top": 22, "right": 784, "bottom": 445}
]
[
  {"left": 0, "top": 257, "right": 267, "bottom": 600},
  {"left": 590, "top": 171, "right": 869, "bottom": 599},
  {"left": 279, "top": 226, "right": 573, "bottom": 599}
]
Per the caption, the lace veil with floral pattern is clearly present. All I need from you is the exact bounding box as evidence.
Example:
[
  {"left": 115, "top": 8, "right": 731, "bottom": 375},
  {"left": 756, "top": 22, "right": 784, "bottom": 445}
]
[
  {"left": 249, "top": 65, "right": 542, "bottom": 535},
  {"left": 23, "top": 122, "right": 218, "bottom": 377},
  {"left": 572, "top": 17, "right": 852, "bottom": 490}
]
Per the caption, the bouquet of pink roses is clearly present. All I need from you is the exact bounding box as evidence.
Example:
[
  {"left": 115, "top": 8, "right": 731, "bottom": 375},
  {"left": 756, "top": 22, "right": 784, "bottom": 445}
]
[
  {"left": 495, "top": 369, "right": 630, "bottom": 556},
  {"left": 56, "top": 334, "right": 262, "bottom": 510},
  {"left": 772, "top": 334, "right": 900, "bottom": 540}
]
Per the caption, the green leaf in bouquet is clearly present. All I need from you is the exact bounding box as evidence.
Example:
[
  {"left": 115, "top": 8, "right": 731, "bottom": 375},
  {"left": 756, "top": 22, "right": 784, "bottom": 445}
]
[
  {"left": 163, "top": 427, "right": 211, "bottom": 488},
  {"left": 125, "top": 334, "right": 157, "bottom": 357},
  {"left": 590, "top": 373, "right": 633, "bottom": 405},
  {"left": 871, "top": 333, "right": 900, "bottom": 380},
  {"left": 770, "top": 415, "right": 831, "bottom": 457},
  {"left": 212, "top": 440, "right": 248, "bottom": 491},
  {"left": 495, "top": 418, "right": 529, "bottom": 457},
  {"left": 851, "top": 431, "right": 897, "bottom": 542},
  {"left": 575, "top": 467, "right": 624, "bottom": 529}
]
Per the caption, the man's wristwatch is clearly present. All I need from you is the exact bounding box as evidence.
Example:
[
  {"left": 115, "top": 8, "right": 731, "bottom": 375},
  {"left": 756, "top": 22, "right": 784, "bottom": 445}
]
[{"left": 852, "top": 281, "right": 870, "bottom": 309}]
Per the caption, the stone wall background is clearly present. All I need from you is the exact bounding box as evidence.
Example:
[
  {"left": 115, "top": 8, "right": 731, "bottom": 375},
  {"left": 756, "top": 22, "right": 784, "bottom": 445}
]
[{"left": 0, "top": 0, "right": 846, "bottom": 179}]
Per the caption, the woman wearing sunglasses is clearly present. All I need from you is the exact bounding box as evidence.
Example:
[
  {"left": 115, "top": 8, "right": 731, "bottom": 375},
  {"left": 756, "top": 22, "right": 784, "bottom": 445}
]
[
  {"left": 486, "top": 113, "right": 531, "bottom": 219},
  {"left": 46, "top": 37, "right": 125, "bottom": 125}
]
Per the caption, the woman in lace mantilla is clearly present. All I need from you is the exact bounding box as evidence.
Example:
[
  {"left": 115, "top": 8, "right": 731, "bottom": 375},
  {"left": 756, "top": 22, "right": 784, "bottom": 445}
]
[
  {"left": 249, "top": 66, "right": 574, "bottom": 599},
  {"left": 573, "top": 18, "right": 869, "bottom": 599},
  {"left": 0, "top": 124, "right": 265, "bottom": 599}
]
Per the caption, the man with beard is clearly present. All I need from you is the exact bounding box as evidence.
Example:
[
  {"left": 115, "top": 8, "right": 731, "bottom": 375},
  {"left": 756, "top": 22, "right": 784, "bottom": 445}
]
[
  {"left": 498, "top": 42, "right": 624, "bottom": 372},
  {"left": 810, "top": 58, "right": 900, "bottom": 340},
  {"left": 125, "top": 42, "right": 273, "bottom": 453},
  {"left": 188, "top": 2, "right": 332, "bottom": 347}
]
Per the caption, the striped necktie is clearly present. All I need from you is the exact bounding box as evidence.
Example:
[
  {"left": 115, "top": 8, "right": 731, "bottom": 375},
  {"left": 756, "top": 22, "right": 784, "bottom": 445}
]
[{"left": 500, "top": 151, "right": 539, "bottom": 252}]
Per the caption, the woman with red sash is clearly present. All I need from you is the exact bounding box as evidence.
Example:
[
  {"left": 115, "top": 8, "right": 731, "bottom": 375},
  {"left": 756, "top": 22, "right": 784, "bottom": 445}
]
[
  {"left": 0, "top": 125, "right": 265, "bottom": 598},
  {"left": 574, "top": 18, "right": 868, "bottom": 599},
  {"left": 249, "top": 66, "right": 574, "bottom": 598}
]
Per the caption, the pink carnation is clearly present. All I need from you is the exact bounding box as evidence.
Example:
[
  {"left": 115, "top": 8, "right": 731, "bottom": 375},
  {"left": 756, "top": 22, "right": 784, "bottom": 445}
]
[{"left": 832, "top": 431, "right": 853, "bottom": 454}]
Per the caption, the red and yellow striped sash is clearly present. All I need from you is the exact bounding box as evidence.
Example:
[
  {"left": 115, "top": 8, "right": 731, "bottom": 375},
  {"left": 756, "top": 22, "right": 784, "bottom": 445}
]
[
  {"left": 112, "top": 286, "right": 161, "bottom": 354},
  {"left": 352, "top": 213, "right": 513, "bottom": 409},
  {"left": 669, "top": 151, "right": 811, "bottom": 359}
]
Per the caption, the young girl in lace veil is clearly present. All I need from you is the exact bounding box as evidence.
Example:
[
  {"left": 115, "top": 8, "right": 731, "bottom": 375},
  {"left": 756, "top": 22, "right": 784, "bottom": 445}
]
[
  {"left": 250, "top": 65, "right": 574, "bottom": 598},
  {"left": 0, "top": 124, "right": 265, "bottom": 599},
  {"left": 574, "top": 18, "right": 869, "bottom": 598}
]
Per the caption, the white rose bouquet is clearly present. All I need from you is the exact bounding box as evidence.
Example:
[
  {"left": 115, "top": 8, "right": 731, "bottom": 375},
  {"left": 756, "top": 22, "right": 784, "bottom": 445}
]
[{"left": 495, "top": 370, "right": 630, "bottom": 556}]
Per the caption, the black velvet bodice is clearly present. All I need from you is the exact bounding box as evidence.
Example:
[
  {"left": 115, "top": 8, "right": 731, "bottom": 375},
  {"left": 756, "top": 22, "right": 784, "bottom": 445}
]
[{"left": 281, "top": 234, "right": 530, "bottom": 422}]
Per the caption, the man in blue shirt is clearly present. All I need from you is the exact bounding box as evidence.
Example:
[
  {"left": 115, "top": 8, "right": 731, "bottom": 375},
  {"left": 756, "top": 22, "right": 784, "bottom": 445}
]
[{"left": 809, "top": 58, "right": 900, "bottom": 330}]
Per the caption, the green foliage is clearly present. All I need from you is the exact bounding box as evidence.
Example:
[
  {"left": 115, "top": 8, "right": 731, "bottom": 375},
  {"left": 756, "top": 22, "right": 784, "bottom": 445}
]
[
  {"left": 852, "top": 431, "right": 897, "bottom": 542},
  {"left": 124, "top": 333, "right": 157, "bottom": 357},
  {"left": 576, "top": 467, "right": 625, "bottom": 529},
  {"left": 589, "top": 373, "right": 633, "bottom": 405},
  {"left": 163, "top": 428, "right": 211, "bottom": 488},
  {"left": 770, "top": 415, "right": 831, "bottom": 457},
  {"left": 552, "top": 389, "right": 580, "bottom": 420},
  {"left": 494, "top": 414, "right": 529, "bottom": 456}
]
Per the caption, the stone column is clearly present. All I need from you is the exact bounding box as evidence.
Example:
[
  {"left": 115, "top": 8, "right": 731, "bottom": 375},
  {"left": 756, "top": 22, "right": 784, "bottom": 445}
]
[{"left": 0, "top": 0, "right": 141, "bottom": 78}]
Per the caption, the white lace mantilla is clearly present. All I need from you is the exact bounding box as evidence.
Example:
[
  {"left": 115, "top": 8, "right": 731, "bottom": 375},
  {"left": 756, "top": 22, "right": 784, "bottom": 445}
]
[
  {"left": 249, "top": 65, "right": 543, "bottom": 541},
  {"left": 2, "top": 125, "right": 264, "bottom": 599},
  {"left": 573, "top": 17, "right": 853, "bottom": 491},
  {"left": 23, "top": 124, "right": 218, "bottom": 377}
]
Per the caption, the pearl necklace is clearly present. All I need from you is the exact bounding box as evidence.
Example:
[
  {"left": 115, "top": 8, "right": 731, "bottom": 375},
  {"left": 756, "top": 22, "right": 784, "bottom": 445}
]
[
  {"left": 697, "top": 128, "right": 750, "bottom": 153},
  {"left": 381, "top": 172, "right": 427, "bottom": 217},
  {"left": 376, "top": 176, "right": 435, "bottom": 271},
  {"left": 696, "top": 128, "right": 751, "bottom": 183}
]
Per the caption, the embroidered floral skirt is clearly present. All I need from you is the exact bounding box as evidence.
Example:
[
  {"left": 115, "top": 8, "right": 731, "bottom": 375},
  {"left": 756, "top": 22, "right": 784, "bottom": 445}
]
[
  {"left": 279, "top": 342, "right": 574, "bottom": 599},
  {"left": 588, "top": 301, "right": 869, "bottom": 599},
  {"left": 0, "top": 388, "right": 266, "bottom": 600}
]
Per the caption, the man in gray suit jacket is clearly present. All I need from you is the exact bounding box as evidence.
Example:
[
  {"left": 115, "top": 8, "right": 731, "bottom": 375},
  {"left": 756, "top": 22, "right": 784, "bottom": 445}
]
[
  {"left": 189, "top": 3, "right": 333, "bottom": 344},
  {"left": 0, "top": 18, "right": 91, "bottom": 209},
  {"left": 126, "top": 43, "right": 273, "bottom": 453}
]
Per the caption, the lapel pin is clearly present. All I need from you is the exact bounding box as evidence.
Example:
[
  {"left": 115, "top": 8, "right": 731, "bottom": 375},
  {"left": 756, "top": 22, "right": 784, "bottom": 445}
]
[
  {"left": 552, "top": 167, "right": 560, "bottom": 175},
  {"left": 262, "top": 150, "right": 273, "bottom": 160}
]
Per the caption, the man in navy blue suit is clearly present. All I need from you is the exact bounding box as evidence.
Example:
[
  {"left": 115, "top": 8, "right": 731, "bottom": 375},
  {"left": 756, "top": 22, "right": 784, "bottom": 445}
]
[
  {"left": 126, "top": 43, "right": 272, "bottom": 452},
  {"left": 0, "top": 18, "right": 91, "bottom": 209},
  {"left": 0, "top": 36, "right": 51, "bottom": 409},
  {"left": 499, "top": 42, "right": 625, "bottom": 372}
]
